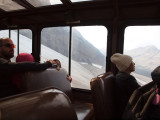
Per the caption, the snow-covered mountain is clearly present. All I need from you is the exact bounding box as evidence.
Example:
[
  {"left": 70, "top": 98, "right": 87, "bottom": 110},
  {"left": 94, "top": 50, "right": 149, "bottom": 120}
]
[{"left": 0, "top": 30, "right": 105, "bottom": 89}]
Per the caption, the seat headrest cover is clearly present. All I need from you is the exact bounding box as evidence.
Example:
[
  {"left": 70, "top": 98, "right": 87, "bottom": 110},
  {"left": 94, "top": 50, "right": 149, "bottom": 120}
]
[{"left": 0, "top": 88, "right": 77, "bottom": 120}]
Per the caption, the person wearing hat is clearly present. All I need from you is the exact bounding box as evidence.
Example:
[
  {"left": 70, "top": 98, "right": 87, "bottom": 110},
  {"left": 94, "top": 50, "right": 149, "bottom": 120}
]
[
  {"left": 147, "top": 66, "right": 160, "bottom": 119},
  {"left": 0, "top": 38, "right": 61, "bottom": 98},
  {"left": 12, "top": 53, "right": 72, "bottom": 92},
  {"left": 123, "top": 66, "right": 160, "bottom": 119},
  {"left": 111, "top": 53, "right": 140, "bottom": 118}
]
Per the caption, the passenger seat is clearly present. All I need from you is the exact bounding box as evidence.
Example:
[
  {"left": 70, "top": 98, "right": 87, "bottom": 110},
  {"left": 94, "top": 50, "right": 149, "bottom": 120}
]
[
  {"left": 20, "top": 68, "right": 93, "bottom": 120},
  {"left": 90, "top": 72, "right": 117, "bottom": 120},
  {"left": 0, "top": 87, "right": 77, "bottom": 120}
]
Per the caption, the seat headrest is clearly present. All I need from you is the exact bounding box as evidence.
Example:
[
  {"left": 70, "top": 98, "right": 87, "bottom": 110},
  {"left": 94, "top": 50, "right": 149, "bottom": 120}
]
[
  {"left": 21, "top": 68, "right": 73, "bottom": 100},
  {"left": 0, "top": 87, "right": 77, "bottom": 120},
  {"left": 90, "top": 72, "right": 116, "bottom": 119}
]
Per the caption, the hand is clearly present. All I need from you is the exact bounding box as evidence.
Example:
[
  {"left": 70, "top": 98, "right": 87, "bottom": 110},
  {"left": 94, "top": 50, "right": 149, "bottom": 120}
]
[
  {"left": 67, "top": 74, "right": 72, "bottom": 83},
  {"left": 47, "top": 60, "right": 58, "bottom": 70},
  {"left": 48, "top": 60, "right": 56, "bottom": 64},
  {"left": 53, "top": 59, "right": 61, "bottom": 71}
]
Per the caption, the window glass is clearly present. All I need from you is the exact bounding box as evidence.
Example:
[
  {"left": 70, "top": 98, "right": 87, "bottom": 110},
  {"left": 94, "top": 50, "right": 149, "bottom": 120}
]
[
  {"left": 19, "top": 29, "right": 32, "bottom": 54},
  {"left": 41, "top": 27, "right": 69, "bottom": 72},
  {"left": 0, "top": 0, "right": 25, "bottom": 11},
  {"left": 27, "top": 0, "right": 62, "bottom": 7},
  {"left": 71, "top": 26, "right": 107, "bottom": 89},
  {"left": 124, "top": 26, "right": 160, "bottom": 85},
  {"left": 71, "top": 0, "right": 104, "bottom": 3},
  {"left": 0, "top": 29, "right": 32, "bottom": 62},
  {"left": 0, "top": 30, "right": 9, "bottom": 37},
  {"left": 10, "top": 30, "right": 18, "bottom": 61}
]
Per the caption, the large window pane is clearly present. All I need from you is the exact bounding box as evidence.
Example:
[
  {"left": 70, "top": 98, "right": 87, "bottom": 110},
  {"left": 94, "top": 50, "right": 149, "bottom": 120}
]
[
  {"left": 71, "top": 0, "right": 104, "bottom": 3},
  {"left": 0, "top": 29, "right": 32, "bottom": 62},
  {"left": 10, "top": 30, "right": 18, "bottom": 61},
  {"left": 19, "top": 29, "right": 32, "bottom": 54},
  {"left": 0, "top": 0, "right": 25, "bottom": 11},
  {"left": 0, "top": 30, "right": 9, "bottom": 37},
  {"left": 41, "top": 27, "right": 69, "bottom": 72},
  {"left": 124, "top": 26, "right": 160, "bottom": 85},
  {"left": 26, "top": 0, "right": 62, "bottom": 7},
  {"left": 71, "top": 26, "right": 107, "bottom": 89}
]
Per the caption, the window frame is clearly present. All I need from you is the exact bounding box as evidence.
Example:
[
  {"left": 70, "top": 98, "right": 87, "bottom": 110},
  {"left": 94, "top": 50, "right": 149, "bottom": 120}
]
[
  {"left": 0, "top": 28, "right": 33, "bottom": 58},
  {"left": 40, "top": 24, "right": 109, "bottom": 90}
]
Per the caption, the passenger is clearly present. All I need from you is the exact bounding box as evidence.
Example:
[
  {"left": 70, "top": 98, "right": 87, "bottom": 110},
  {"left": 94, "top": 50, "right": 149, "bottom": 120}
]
[
  {"left": 12, "top": 53, "right": 35, "bottom": 91},
  {"left": 123, "top": 66, "right": 160, "bottom": 120},
  {"left": 151, "top": 66, "right": 160, "bottom": 90},
  {"left": 110, "top": 53, "right": 140, "bottom": 118},
  {"left": 13, "top": 53, "right": 72, "bottom": 91},
  {"left": 147, "top": 66, "right": 160, "bottom": 119},
  {"left": 67, "top": 74, "right": 72, "bottom": 83},
  {"left": 16, "top": 52, "right": 35, "bottom": 62},
  {"left": 0, "top": 38, "right": 61, "bottom": 98}
]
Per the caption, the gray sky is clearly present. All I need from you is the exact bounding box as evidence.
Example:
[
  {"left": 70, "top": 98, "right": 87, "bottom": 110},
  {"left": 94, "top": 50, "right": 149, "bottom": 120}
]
[
  {"left": 75, "top": 26, "right": 108, "bottom": 49},
  {"left": 76, "top": 26, "right": 160, "bottom": 52},
  {"left": 124, "top": 26, "right": 160, "bottom": 50}
]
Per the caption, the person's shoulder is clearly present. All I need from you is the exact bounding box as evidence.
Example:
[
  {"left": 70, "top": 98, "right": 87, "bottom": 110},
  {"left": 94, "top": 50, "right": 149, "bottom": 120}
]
[
  {"left": 0, "top": 58, "right": 10, "bottom": 64},
  {"left": 116, "top": 72, "right": 136, "bottom": 82},
  {"left": 116, "top": 72, "right": 130, "bottom": 79},
  {"left": 128, "top": 74, "right": 136, "bottom": 80},
  {"left": 116, "top": 72, "right": 128, "bottom": 82}
]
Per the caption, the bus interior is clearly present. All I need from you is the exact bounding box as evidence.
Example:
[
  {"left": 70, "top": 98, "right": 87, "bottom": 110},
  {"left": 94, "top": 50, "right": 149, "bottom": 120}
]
[{"left": 0, "top": 0, "right": 160, "bottom": 119}]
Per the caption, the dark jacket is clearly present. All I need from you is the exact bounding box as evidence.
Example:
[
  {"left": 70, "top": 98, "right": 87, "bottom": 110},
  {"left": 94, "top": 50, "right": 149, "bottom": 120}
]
[
  {"left": 0, "top": 57, "right": 52, "bottom": 98},
  {"left": 115, "top": 72, "right": 140, "bottom": 118},
  {"left": 0, "top": 58, "right": 52, "bottom": 72},
  {"left": 123, "top": 81, "right": 157, "bottom": 120}
]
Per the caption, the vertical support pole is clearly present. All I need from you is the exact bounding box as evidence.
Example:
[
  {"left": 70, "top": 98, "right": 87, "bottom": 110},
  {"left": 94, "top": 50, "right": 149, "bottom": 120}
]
[
  {"left": 9, "top": 29, "right": 11, "bottom": 38},
  {"left": 17, "top": 29, "right": 19, "bottom": 55},
  {"left": 32, "top": 26, "right": 41, "bottom": 62},
  {"left": 68, "top": 26, "right": 72, "bottom": 75},
  {"left": 111, "top": 0, "right": 119, "bottom": 74}
]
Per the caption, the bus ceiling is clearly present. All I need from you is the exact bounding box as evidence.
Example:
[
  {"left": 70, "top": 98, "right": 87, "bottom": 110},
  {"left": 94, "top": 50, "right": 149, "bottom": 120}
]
[{"left": 0, "top": 0, "right": 160, "bottom": 27}]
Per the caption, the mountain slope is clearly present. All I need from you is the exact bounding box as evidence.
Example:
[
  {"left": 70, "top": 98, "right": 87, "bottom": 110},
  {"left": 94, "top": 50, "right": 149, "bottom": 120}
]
[
  {"left": 125, "top": 45, "right": 160, "bottom": 70},
  {"left": 21, "top": 28, "right": 105, "bottom": 66},
  {"left": 124, "top": 45, "right": 160, "bottom": 80}
]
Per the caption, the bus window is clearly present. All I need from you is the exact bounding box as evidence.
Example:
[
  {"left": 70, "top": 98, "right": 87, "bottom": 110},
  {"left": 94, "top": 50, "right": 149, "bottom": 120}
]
[
  {"left": 11, "top": 30, "right": 18, "bottom": 60},
  {"left": 40, "top": 26, "right": 107, "bottom": 90},
  {"left": 71, "top": 26, "right": 107, "bottom": 89},
  {"left": 19, "top": 29, "right": 32, "bottom": 54},
  {"left": 41, "top": 27, "right": 70, "bottom": 73},
  {"left": 124, "top": 26, "right": 160, "bottom": 85},
  {"left": 0, "top": 29, "right": 32, "bottom": 62},
  {"left": 0, "top": 30, "right": 9, "bottom": 38}
]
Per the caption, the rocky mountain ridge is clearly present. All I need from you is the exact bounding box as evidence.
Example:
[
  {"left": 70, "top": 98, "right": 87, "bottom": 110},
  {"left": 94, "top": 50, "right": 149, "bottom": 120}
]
[
  {"left": 20, "top": 28, "right": 105, "bottom": 66},
  {"left": 125, "top": 45, "right": 160, "bottom": 78}
]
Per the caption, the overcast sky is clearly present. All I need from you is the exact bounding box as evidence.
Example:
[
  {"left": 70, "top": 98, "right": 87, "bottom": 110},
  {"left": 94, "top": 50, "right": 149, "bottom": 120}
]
[
  {"left": 76, "top": 25, "right": 160, "bottom": 52},
  {"left": 124, "top": 26, "right": 160, "bottom": 50},
  {"left": 75, "top": 26, "right": 107, "bottom": 49}
]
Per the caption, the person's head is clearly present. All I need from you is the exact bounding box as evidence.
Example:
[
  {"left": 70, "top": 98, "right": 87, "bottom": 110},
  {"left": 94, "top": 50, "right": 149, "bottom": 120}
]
[
  {"left": 0, "top": 37, "right": 15, "bottom": 60},
  {"left": 151, "top": 66, "right": 160, "bottom": 85},
  {"left": 16, "top": 53, "right": 35, "bottom": 62},
  {"left": 111, "top": 53, "right": 135, "bottom": 74}
]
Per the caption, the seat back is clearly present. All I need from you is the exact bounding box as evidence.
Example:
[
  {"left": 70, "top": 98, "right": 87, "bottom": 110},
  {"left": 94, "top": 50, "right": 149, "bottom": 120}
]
[
  {"left": 0, "top": 87, "right": 77, "bottom": 120},
  {"left": 90, "top": 72, "right": 117, "bottom": 120},
  {"left": 21, "top": 68, "right": 73, "bottom": 100}
]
